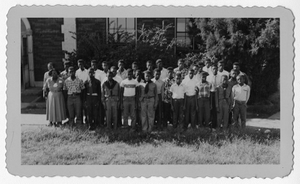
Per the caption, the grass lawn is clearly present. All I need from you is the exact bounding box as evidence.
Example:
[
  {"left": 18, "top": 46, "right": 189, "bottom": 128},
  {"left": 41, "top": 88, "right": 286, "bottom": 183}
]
[{"left": 21, "top": 125, "right": 280, "bottom": 165}]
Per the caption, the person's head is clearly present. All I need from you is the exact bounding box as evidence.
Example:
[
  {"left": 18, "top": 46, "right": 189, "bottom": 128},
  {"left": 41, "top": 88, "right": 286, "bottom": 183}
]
[
  {"left": 68, "top": 66, "right": 75, "bottom": 77},
  {"left": 177, "top": 59, "right": 184, "bottom": 69},
  {"left": 218, "top": 60, "right": 224, "bottom": 72},
  {"left": 63, "top": 61, "right": 70, "bottom": 70},
  {"left": 144, "top": 71, "right": 152, "bottom": 82},
  {"left": 102, "top": 61, "right": 109, "bottom": 72},
  {"left": 236, "top": 75, "right": 245, "bottom": 86},
  {"left": 230, "top": 69, "right": 238, "bottom": 79},
  {"left": 211, "top": 64, "right": 218, "bottom": 75},
  {"left": 110, "top": 66, "right": 117, "bottom": 77},
  {"left": 88, "top": 67, "right": 95, "bottom": 79},
  {"left": 135, "top": 69, "right": 142, "bottom": 80},
  {"left": 127, "top": 69, "right": 133, "bottom": 80},
  {"left": 192, "top": 65, "right": 199, "bottom": 75},
  {"left": 201, "top": 72, "right": 209, "bottom": 83},
  {"left": 47, "top": 62, "right": 54, "bottom": 71},
  {"left": 175, "top": 74, "right": 182, "bottom": 85},
  {"left": 49, "top": 69, "right": 59, "bottom": 79},
  {"left": 107, "top": 71, "right": 114, "bottom": 81},
  {"left": 198, "top": 62, "right": 205, "bottom": 72},
  {"left": 132, "top": 62, "right": 138, "bottom": 71},
  {"left": 156, "top": 59, "right": 163, "bottom": 70},
  {"left": 233, "top": 62, "right": 240, "bottom": 72},
  {"left": 154, "top": 68, "right": 161, "bottom": 80},
  {"left": 188, "top": 69, "right": 194, "bottom": 79},
  {"left": 221, "top": 75, "right": 228, "bottom": 85},
  {"left": 77, "top": 59, "right": 85, "bottom": 70},
  {"left": 205, "top": 58, "right": 212, "bottom": 67},
  {"left": 146, "top": 60, "right": 153, "bottom": 71},
  {"left": 167, "top": 67, "right": 174, "bottom": 79},
  {"left": 91, "top": 60, "right": 98, "bottom": 70},
  {"left": 118, "top": 60, "right": 125, "bottom": 69}
]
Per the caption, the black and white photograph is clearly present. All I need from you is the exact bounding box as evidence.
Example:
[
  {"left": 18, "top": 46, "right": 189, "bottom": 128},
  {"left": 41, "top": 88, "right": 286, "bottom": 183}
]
[{"left": 6, "top": 5, "right": 294, "bottom": 179}]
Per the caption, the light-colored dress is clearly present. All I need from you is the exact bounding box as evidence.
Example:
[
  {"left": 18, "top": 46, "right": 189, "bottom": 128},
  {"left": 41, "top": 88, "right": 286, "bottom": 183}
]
[{"left": 43, "top": 77, "right": 67, "bottom": 122}]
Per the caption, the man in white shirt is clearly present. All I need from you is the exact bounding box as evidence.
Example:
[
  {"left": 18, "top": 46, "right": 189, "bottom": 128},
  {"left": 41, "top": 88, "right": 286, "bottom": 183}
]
[
  {"left": 232, "top": 62, "right": 251, "bottom": 87},
  {"left": 99, "top": 61, "right": 109, "bottom": 84},
  {"left": 217, "top": 60, "right": 229, "bottom": 77},
  {"left": 182, "top": 69, "right": 198, "bottom": 130},
  {"left": 120, "top": 69, "right": 138, "bottom": 129},
  {"left": 102, "top": 66, "right": 123, "bottom": 84},
  {"left": 170, "top": 73, "right": 185, "bottom": 129},
  {"left": 75, "top": 59, "right": 89, "bottom": 83},
  {"left": 90, "top": 60, "right": 102, "bottom": 82},
  {"left": 117, "top": 59, "right": 128, "bottom": 80},
  {"left": 231, "top": 75, "right": 251, "bottom": 130},
  {"left": 203, "top": 58, "right": 213, "bottom": 75},
  {"left": 206, "top": 64, "right": 221, "bottom": 129},
  {"left": 152, "top": 68, "right": 165, "bottom": 130},
  {"left": 156, "top": 59, "right": 168, "bottom": 81},
  {"left": 75, "top": 59, "right": 89, "bottom": 124}
]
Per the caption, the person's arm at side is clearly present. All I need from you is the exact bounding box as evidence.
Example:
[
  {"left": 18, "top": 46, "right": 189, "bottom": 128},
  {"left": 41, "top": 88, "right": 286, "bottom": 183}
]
[
  {"left": 101, "top": 83, "right": 106, "bottom": 110},
  {"left": 231, "top": 86, "right": 235, "bottom": 109},
  {"left": 97, "top": 81, "right": 101, "bottom": 103},
  {"left": 215, "top": 87, "right": 219, "bottom": 112},
  {"left": 246, "top": 85, "right": 251, "bottom": 104},
  {"left": 161, "top": 81, "right": 165, "bottom": 101},
  {"left": 120, "top": 86, "right": 124, "bottom": 110},
  {"left": 154, "top": 84, "right": 158, "bottom": 110}
]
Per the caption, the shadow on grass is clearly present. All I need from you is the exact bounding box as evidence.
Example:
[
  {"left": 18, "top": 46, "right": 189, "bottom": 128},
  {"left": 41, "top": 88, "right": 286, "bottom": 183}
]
[{"left": 28, "top": 124, "right": 279, "bottom": 148}]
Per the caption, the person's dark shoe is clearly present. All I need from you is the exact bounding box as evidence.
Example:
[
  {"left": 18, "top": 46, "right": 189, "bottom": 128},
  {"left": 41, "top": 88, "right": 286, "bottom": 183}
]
[{"left": 47, "top": 122, "right": 54, "bottom": 127}]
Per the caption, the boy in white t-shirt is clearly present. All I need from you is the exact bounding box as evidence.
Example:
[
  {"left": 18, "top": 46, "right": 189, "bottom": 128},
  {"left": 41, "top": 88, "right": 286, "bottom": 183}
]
[
  {"left": 120, "top": 69, "right": 138, "bottom": 129},
  {"left": 231, "top": 75, "right": 251, "bottom": 130}
]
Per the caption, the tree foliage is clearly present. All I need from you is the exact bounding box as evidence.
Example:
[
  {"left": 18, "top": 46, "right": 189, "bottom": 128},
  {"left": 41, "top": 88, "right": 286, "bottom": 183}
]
[{"left": 185, "top": 18, "right": 280, "bottom": 102}]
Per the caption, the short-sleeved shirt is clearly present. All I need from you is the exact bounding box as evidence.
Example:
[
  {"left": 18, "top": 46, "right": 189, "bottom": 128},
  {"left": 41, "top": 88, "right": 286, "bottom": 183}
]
[
  {"left": 163, "top": 78, "right": 175, "bottom": 103},
  {"left": 203, "top": 66, "right": 213, "bottom": 75},
  {"left": 207, "top": 74, "right": 222, "bottom": 92},
  {"left": 159, "top": 68, "right": 169, "bottom": 81},
  {"left": 60, "top": 70, "right": 69, "bottom": 81},
  {"left": 218, "top": 70, "right": 230, "bottom": 77},
  {"left": 63, "top": 77, "right": 85, "bottom": 95},
  {"left": 151, "top": 78, "right": 164, "bottom": 94},
  {"left": 43, "top": 71, "right": 51, "bottom": 88},
  {"left": 170, "top": 83, "right": 185, "bottom": 99},
  {"left": 98, "top": 70, "right": 108, "bottom": 84},
  {"left": 182, "top": 77, "right": 198, "bottom": 96},
  {"left": 117, "top": 69, "right": 128, "bottom": 80},
  {"left": 232, "top": 84, "right": 251, "bottom": 102},
  {"left": 75, "top": 68, "right": 89, "bottom": 83},
  {"left": 197, "top": 81, "right": 212, "bottom": 98},
  {"left": 120, "top": 78, "right": 138, "bottom": 97}
]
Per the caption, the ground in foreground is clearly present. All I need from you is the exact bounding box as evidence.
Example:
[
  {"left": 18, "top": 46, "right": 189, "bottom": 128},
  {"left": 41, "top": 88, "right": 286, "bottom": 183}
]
[{"left": 21, "top": 125, "right": 280, "bottom": 165}]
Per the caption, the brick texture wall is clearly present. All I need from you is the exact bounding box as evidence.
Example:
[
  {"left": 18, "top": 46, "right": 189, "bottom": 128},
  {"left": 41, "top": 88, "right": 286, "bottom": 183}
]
[
  {"left": 28, "top": 18, "right": 64, "bottom": 81},
  {"left": 75, "top": 18, "right": 107, "bottom": 64}
]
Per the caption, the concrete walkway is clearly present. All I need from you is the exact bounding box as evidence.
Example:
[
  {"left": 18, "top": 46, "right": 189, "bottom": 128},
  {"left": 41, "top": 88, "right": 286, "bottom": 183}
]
[{"left": 20, "top": 114, "right": 280, "bottom": 129}]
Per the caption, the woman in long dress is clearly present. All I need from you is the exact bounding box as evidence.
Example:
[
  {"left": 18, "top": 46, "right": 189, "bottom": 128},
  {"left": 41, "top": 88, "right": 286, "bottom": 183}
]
[{"left": 43, "top": 69, "right": 67, "bottom": 127}]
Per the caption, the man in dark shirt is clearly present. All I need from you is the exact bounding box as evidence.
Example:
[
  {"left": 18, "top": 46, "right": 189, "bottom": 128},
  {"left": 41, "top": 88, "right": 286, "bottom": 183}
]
[{"left": 84, "top": 68, "right": 101, "bottom": 131}]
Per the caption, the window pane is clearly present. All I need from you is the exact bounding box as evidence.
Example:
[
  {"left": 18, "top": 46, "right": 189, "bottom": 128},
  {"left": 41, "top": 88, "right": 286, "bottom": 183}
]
[
  {"left": 118, "top": 18, "right": 126, "bottom": 29},
  {"left": 177, "top": 18, "right": 186, "bottom": 32},
  {"left": 127, "top": 18, "right": 135, "bottom": 29}
]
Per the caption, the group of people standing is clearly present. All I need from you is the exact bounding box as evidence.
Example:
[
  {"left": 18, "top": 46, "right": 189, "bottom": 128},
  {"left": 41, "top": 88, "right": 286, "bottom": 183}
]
[{"left": 42, "top": 57, "right": 251, "bottom": 133}]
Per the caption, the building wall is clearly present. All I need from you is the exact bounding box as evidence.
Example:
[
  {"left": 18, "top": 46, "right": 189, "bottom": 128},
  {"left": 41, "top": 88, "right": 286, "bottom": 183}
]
[{"left": 28, "top": 18, "right": 64, "bottom": 81}]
